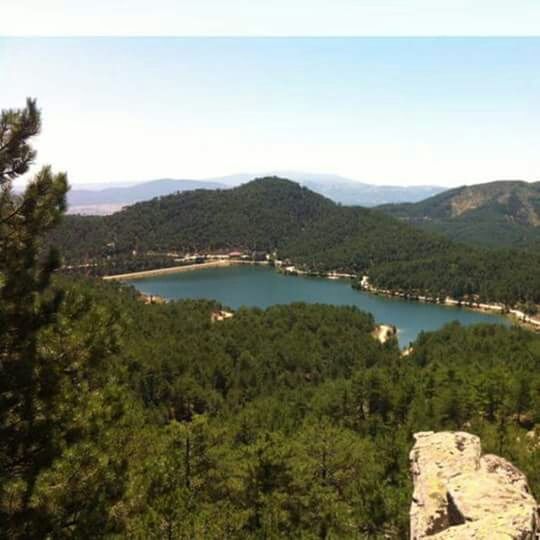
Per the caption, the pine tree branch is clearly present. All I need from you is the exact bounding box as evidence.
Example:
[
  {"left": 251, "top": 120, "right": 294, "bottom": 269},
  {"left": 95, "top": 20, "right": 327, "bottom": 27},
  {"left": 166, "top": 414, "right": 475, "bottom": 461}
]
[{"left": 0, "top": 199, "right": 30, "bottom": 224}]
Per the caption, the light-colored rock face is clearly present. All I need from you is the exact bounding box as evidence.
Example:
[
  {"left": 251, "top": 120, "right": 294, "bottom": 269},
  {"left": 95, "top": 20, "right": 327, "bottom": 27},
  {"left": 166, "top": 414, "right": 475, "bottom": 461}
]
[
  {"left": 371, "top": 324, "right": 396, "bottom": 344},
  {"left": 410, "top": 431, "right": 539, "bottom": 540},
  {"left": 448, "top": 183, "right": 540, "bottom": 226}
]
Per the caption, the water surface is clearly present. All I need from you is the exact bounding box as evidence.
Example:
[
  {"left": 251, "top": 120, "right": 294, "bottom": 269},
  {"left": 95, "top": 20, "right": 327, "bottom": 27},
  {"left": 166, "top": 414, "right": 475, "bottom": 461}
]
[{"left": 128, "top": 265, "right": 510, "bottom": 347}]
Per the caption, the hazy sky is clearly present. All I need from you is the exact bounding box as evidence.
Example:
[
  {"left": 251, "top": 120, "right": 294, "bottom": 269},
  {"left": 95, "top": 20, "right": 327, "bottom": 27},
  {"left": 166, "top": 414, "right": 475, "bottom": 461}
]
[
  {"left": 2, "top": 0, "right": 540, "bottom": 36},
  {"left": 1, "top": 37, "right": 539, "bottom": 186}
]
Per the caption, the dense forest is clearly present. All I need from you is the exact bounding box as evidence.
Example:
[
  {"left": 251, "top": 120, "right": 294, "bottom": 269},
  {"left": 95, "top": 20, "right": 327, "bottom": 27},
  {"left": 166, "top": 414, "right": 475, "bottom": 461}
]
[
  {"left": 4, "top": 274, "right": 540, "bottom": 538},
  {"left": 4, "top": 100, "right": 540, "bottom": 538},
  {"left": 51, "top": 177, "right": 540, "bottom": 306},
  {"left": 51, "top": 178, "right": 337, "bottom": 258},
  {"left": 378, "top": 180, "right": 540, "bottom": 249}
]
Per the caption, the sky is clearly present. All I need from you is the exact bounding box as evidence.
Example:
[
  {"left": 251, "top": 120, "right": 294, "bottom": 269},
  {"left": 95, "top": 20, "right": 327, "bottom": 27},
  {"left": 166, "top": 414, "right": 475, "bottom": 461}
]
[
  {"left": 1, "top": 36, "right": 539, "bottom": 186},
  {"left": 2, "top": 0, "right": 540, "bottom": 37}
]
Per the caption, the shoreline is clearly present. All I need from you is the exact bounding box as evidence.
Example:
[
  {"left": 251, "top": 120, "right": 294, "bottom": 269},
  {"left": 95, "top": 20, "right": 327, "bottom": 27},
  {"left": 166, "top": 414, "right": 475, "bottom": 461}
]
[
  {"left": 102, "top": 259, "right": 269, "bottom": 281},
  {"left": 103, "top": 260, "right": 540, "bottom": 331},
  {"left": 357, "top": 277, "right": 540, "bottom": 330},
  {"left": 279, "top": 268, "right": 540, "bottom": 330}
]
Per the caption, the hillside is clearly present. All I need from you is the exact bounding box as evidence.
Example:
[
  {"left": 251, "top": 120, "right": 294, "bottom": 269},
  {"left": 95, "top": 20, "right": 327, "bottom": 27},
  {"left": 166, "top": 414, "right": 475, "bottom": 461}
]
[
  {"left": 65, "top": 173, "right": 445, "bottom": 214},
  {"left": 51, "top": 177, "right": 540, "bottom": 306},
  {"left": 379, "top": 180, "right": 540, "bottom": 248},
  {"left": 60, "top": 177, "right": 337, "bottom": 256},
  {"left": 261, "top": 172, "right": 445, "bottom": 206},
  {"left": 8, "top": 274, "right": 540, "bottom": 538},
  {"left": 53, "top": 176, "right": 451, "bottom": 265}
]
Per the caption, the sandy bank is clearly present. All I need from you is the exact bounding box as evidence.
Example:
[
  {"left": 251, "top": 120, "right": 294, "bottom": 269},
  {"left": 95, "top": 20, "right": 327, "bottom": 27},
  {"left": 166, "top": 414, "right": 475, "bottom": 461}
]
[{"left": 103, "top": 260, "right": 268, "bottom": 281}]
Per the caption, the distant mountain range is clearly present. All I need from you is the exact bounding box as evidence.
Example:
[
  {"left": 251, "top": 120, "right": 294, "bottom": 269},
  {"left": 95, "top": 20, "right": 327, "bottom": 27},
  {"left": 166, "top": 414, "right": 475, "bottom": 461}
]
[
  {"left": 379, "top": 180, "right": 540, "bottom": 249},
  {"left": 66, "top": 172, "right": 446, "bottom": 214},
  {"left": 280, "top": 172, "right": 445, "bottom": 207},
  {"left": 67, "top": 179, "right": 227, "bottom": 215}
]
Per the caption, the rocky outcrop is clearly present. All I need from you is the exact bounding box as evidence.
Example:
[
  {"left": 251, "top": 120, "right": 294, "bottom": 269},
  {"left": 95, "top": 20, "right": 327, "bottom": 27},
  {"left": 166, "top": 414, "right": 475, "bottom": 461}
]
[
  {"left": 371, "top": 324, "right": 397, "bottom": 344},
  {"left": 410, "top": 431, "right": 539, "bottom": 539}
]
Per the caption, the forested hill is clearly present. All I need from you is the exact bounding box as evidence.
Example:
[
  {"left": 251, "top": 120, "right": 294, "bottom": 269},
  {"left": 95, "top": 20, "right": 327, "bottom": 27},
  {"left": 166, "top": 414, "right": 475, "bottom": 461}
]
[
  {"left": 52, "top": 176, "right": 459, "bottom": 269},
  {"left": 51, "top": 177, "right": 540, "bottom": 305},
  {"left": 53, "top": 178, "right": 328, "bottom": 256},
  {"left": 378, "top": 180, "right": 540, "bottom": 249}
]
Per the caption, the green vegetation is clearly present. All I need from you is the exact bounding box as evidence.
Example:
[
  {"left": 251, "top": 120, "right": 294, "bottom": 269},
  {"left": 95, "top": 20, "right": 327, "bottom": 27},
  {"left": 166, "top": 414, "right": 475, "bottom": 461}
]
[
  {"left": 365, "top": 248, "right": 540, "bottom": 306},
  {"left": 379, "top": 180, "right": 540, "bottom": 249},
  {"left": 0, "top": 98, "right": 70, "bottom": 537},
  {"left": 51, "top": 176, "right": 540, "bottom": 306},
  {"left": 52, "top": 177, "right": 336, "bottom": 259},
  {"left": 5, "top": 274, "right": 540, "bottom": 538}
]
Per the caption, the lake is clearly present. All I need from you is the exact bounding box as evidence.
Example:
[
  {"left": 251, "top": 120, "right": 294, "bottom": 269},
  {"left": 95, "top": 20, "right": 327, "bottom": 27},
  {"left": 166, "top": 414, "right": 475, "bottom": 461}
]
[{"left": 127, "top": 264, "right": 510, "bottom": 347}]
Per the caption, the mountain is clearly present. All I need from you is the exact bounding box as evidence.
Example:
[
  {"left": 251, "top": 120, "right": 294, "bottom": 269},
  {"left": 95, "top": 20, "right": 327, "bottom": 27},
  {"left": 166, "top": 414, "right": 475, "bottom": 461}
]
[
  {"left": 66, "top": 173, "right": 445, "bottom": 214},
  {"left": 213, "top": 171, "right": 445, "bottom": 206},
  {"left": 51, "top": 177, "right": 540, "bottom": 305},
  {"left": 55, "top": 177, "right": 450, "bottom": 263},
  {"left": 67, "top": 178, "right": 226, "bottom": 215},
  {"left": 292, "top": 174, "right": 444, "bottom": 206},
  {"left": 379, "top": 180, "right": 540, "bottom": 249},
  {"left": 301, "top": 180, "right": 444, "bottom": 206}
]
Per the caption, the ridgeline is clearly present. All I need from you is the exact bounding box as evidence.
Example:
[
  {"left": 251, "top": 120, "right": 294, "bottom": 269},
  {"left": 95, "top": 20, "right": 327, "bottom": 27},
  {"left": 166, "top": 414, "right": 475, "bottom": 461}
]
[{"left": 378, "top": 180, "right": 540, "bottom": 249}]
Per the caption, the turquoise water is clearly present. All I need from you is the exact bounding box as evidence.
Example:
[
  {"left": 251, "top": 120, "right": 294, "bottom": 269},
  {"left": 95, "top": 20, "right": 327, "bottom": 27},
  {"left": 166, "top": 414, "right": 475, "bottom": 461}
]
[{"left": 127, "top": 265, "right": 510, "bottom": 347}]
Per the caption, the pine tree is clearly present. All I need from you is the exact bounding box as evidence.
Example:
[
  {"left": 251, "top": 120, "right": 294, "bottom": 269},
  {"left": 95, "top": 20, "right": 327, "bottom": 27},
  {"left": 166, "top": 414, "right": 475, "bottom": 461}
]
[{"left": 0, "top": 99, "right": 68, "bottom": 535}]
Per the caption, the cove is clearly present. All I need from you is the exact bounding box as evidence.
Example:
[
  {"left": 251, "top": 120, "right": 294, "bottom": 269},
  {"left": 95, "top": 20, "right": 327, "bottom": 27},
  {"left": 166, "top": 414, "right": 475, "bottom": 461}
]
[{"left": 127, "top": 264, "right": 510, "bottom": 347}]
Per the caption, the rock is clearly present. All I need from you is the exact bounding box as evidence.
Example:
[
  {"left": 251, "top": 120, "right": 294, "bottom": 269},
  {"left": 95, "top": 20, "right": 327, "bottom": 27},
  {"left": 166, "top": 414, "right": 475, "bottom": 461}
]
[
  {"left": 210, "top": 309, "right": 234, "bottom": 322},
  {"left": 410, "top": 431, "right": 539, "bottom": 539},
  {"left": 372, "top": 324, "right": 397, "bottom": 344}
]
